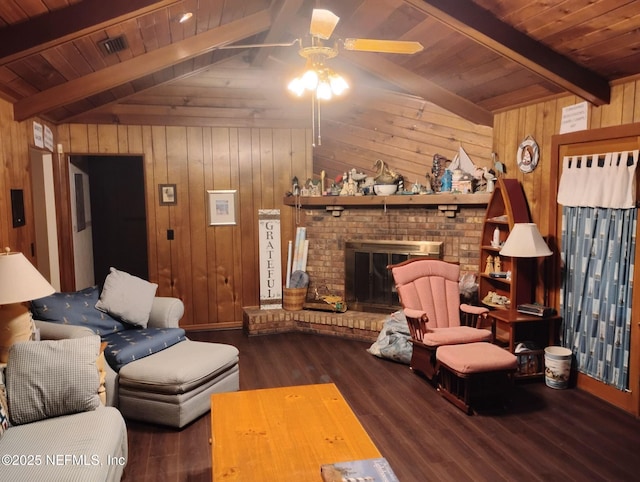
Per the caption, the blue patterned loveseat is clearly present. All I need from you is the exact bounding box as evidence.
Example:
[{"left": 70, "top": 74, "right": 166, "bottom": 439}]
[
  {"left": 30, "top": 270, "right": 239, "bottom": 428},
  {"left": 32, "top": 285, "right": 187, "bottom": 371}
]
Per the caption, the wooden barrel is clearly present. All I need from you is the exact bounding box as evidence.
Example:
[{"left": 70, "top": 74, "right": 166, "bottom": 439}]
[{"left": 282, "top": 287, "right": 307, "bottom": 311}]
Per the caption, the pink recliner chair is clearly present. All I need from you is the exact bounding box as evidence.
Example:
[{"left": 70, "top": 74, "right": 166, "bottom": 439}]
[{"left": 389, "top": 258, "right": 493, "bottom": 380}]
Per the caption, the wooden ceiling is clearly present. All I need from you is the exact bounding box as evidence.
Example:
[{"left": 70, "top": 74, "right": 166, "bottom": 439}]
[{"left": 1, "top": 0, "right": 639, "bottom": 128}]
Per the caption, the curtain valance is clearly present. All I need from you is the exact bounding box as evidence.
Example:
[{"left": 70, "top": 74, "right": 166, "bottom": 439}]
[{"left": 557, "top": 150, "right": 639, "bottom": 208}]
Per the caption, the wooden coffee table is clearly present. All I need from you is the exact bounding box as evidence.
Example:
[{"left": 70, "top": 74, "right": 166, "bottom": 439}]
[{"left": 210, "top": 383, "right": 382, "bottom": 481}]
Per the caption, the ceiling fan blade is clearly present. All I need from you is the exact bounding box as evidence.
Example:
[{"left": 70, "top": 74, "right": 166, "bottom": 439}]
[
  {"left": 218, "top": 40, "right": 298, "bottom": 49},
  {"left": 343, "top": 38, "right": 424, "bottom": 54},
  {"left": 310, "top": 9, "right": 339, "bottom": 40}
]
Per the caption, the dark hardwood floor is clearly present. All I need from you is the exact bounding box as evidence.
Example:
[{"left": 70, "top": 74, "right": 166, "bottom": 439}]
[{"left": 122, "top": 329, "right": 640, "bottom": 481}]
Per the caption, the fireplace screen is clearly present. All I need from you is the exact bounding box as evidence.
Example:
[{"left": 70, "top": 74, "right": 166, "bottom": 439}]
[{"left": 345, "top": 240, "right": 443, "bottom": 313}]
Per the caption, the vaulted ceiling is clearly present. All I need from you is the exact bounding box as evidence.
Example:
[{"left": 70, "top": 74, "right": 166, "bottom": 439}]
[{"left": 1, "top": 0, "right": 638, "bottom": 128}]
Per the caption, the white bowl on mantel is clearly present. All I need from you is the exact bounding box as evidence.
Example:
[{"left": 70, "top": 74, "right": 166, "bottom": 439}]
[{"left": 374, "top": 184, "right": 398, "bottom": 196}]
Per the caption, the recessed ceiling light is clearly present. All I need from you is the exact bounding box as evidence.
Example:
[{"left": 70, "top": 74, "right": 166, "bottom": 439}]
[{"left": 179, "top": 12, "right": 193, "bottom": 23}]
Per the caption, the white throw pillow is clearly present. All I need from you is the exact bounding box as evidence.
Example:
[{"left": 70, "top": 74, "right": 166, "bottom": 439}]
[
  {"left": 95, "top": 267, "right": 158, "bottom": 327},
  {"left": 6, "top": 336, "right": 101, "bottom": 425}
]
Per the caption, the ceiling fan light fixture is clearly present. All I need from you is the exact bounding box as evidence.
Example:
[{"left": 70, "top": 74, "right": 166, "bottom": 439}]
[
  {"left": 317, "top": 79, "right": 333, "bottom": 101},
  {"left": 328, "top": 72, "right": 348, "bottom": 96},
  {"left": 287, "top": 77, "right": 305, "bottom": 97},
  {"left": 286, "top": 8, "right": 422, "bottom": 147},
  {"left": 301, "top": 68, "right": 319, "bottom": 91}
]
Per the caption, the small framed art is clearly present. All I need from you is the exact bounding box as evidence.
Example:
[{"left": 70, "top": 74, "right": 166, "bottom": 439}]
[
  {"left": 159, "top": 184, "right": 177, "bottom": 205},
  {"left": 207, "top": 190, "right": 237, "bottom": 226}
]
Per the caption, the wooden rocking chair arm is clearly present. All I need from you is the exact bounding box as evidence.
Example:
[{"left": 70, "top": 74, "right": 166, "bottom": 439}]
[
  {"left": 460, "top": 303, "right": 493, "bottom": 333},
  {"left": 403, "top": 308, "right": 428, "bottom": 320},
  {"left": 460, "top": 303, "right": 489, "bottom": 315},
  {"left": 402, "top": 308, "right": 430, "bottom": 342}
]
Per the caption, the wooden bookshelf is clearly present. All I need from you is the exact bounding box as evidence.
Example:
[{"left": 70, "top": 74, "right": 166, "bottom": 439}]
[{"left": 478, "top": 178, "right": 533, "bottom": 310}]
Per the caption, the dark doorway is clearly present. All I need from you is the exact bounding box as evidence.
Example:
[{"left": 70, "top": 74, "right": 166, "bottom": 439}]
[{"left": 88, "top": 155, "right": 148, "bottom": 285}]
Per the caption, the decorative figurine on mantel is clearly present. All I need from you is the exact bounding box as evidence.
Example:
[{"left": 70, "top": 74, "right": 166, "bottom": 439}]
[
  {"left": 339, "top": 172, "right": 349, "bottom": 196},
  {"left": 310, "top": 179, "right": 321, "bottom": 197},
  {"left": 350, "top": 168, "right": 367, "bottom": 195},
  {"left": 347, "top": 171, "right": 356, "bottom": 196},
  {"left": 373, "top": 159, "right": 401, "bottom": 185},
  {"left": 483, "top": 167, "right": 496, "bottom": 193},
  {"left": 431, "top": 154, "right": 448, "bottom": 192},
  {"left": 424, "top": 173, "right": 433, "bottom": 193},
  {"left": 440, "top": 169, "right": 452, "bottom": 192}
]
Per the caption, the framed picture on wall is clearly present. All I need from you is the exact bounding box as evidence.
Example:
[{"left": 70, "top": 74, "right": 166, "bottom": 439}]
[
  {"left": 159, "top": 184, "right": 177, "bottom": 205},
  {"left": 207, "top": 190, "right": 237, "bottom": 226}
]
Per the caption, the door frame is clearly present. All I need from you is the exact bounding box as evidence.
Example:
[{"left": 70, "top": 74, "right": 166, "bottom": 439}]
[{"left": 551, "top": 123, "right": 640, "bottom": 416}]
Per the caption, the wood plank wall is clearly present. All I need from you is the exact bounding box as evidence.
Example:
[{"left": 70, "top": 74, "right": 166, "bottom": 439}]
[
  {"left": 314, "top": 88, "right": 494, "bottom": 186},
  {"left": 56, "top": 124, "right": 313, "bottom": 328},
  {"left": 0, "top": 100, "right": 52, "bottom": 266}
]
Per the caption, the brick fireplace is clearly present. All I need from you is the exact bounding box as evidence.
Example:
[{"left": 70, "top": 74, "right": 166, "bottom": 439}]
[
  {"left": 303, "top": 204, "right": 485, "bottom": 301},
  {"left": 243, "top": 202, "right": 486, "bottom": 341}
]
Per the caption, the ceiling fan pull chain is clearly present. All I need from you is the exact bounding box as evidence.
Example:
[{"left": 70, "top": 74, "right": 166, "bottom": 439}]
[
  {"left": 311, "top": 93, "right": 315, "bottom": 147},
  {"left": 317, "top": 95, "right": 322, "bottom": 146}
]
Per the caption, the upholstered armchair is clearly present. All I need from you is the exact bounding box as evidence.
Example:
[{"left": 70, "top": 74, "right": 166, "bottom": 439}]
[{"left": 389, "top": 258, "right": 493, "bottom": 380}]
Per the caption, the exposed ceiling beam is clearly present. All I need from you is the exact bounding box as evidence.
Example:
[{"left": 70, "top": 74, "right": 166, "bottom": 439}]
[
  {"left": 405, "top": 0, "right": 610, "bottom": 106},
  {"left": 341, "top": 51, "right": 494, "bottom": 126},
  {"left": 82, "top": 103, "right": 308, "bottom": 120},
  {"left": 0, "top": 0, "right": 181, "bottom": 65},
  {"left": 13, "top": 9, "right": 273, "bottom": 121},
  {"left": 251, "top": 0, "right": 305, "bottom": 66},
  {"left": 63, "top": 54, "right": 255, "bottom": 124},
  {"left": 70, "top": 109, "right": 306, "bottom": 128}
]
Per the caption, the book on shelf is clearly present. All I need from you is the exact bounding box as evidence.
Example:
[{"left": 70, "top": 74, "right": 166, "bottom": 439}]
[{"left": 320, "top": 457, "right": 399, "bottom": 482}]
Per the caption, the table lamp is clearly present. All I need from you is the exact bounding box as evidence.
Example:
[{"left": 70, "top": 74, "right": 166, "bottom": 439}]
[
  {"left": 0, "top": 248, "right": 56, "bottom": 362},
  {"left": 500, "top": 223, "right": 552, "bottom": 306}
]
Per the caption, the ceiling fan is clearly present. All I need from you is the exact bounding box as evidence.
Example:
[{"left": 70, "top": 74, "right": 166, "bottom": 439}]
[
  {"left": 220, "top": 8, "right": 424, "bottom": 71},
  {"left": 220, "top": 9, "right": 423, "bottom": 145}
]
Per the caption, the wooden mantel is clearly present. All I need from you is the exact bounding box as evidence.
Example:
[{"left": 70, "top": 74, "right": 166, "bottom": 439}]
[
  {"left": 283, "top": 192, "right": 491, "bottom": 217},
  {"left": 283, "top": 192, "right": 491, "bottom": 207}
]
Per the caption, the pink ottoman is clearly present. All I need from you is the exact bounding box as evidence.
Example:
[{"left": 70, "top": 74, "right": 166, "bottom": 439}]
[{"left": 436, "top": 342, "right": 518, "bottom": 414}]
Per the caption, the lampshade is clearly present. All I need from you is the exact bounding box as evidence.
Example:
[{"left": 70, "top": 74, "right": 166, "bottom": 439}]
[
  {"left": 0, "top": 250, "right": 55, "bottom": 304},
  {"left": 500, "top": 223, "right": 552, "bottom": 258}
]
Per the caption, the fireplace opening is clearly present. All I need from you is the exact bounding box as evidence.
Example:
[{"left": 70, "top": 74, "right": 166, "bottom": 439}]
[{"left": 345, "top": 240, "right": 443, "bottom": 313}]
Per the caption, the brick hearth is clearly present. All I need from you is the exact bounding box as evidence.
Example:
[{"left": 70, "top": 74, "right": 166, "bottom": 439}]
[{"left": 243, "top": 306, "right": 387, "bottom": 342}]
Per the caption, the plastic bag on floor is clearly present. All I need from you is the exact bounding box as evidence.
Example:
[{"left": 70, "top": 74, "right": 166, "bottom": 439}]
[{"left": 367, "top": 310, "right": 412, "bottom": 365}]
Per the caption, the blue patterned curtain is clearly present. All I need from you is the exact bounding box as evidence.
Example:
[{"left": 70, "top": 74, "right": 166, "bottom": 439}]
[{"left": 560, "top": 206, "right": 636, "bottom": 390}]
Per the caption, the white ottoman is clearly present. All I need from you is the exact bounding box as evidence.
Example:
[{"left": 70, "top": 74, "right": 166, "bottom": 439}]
[{"left": 117, "top": 340, "right": 239, "bottom": 428}]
